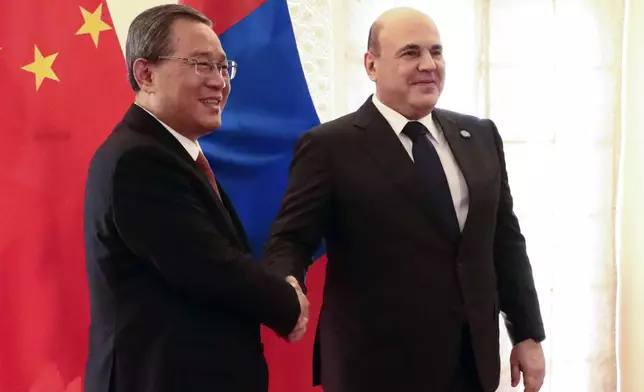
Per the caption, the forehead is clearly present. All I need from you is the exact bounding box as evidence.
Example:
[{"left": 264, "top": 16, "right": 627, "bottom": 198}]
[
  {"left": 169, "top": 18, "right": 225, "bottom": 59},
  {"left": 379, "top": 17, "right": 441, "bottom": 51}
]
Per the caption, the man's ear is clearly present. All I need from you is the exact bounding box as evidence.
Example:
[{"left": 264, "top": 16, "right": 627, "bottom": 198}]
[
  {"left": 364, "top": 52, "right": 377, "bottom": 82},
  {"left": 133, "top": 58, "right": 155, "bottom": 93}
]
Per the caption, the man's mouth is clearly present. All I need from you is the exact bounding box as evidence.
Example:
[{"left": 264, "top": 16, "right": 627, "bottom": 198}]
[
  {"left": 413, "top": 80, "right": 437, "bottom": 86},
  {"left": 199, "top": 98, "right": 221, "bottom": 108}
]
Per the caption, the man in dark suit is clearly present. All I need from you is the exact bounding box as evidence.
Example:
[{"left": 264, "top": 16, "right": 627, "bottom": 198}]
[
  {"left": 83, "top": 5, "right": 307, "bottom": 392},
  {"left": 262, "top": 7, "right": 546, "bottom": 392}
]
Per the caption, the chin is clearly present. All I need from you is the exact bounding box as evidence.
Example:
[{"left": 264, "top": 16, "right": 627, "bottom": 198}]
[
  {"left": 410, "top": 96, "right": 438, "bottom": 113},
  {"left": 200, "top": 117, "right": 222, "bottom": 131}
]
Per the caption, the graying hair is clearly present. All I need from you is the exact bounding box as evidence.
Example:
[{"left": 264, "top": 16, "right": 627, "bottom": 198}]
[{"left": 125, "top": 4, "right": 212, "bottom": 91}]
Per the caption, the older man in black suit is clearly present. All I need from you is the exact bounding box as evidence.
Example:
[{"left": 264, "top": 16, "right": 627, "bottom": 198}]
[
  {"left": 263, "top": 6, "right": 546, "bottom": 392},
  {"left": 83, "top": 5, "right": 307, "bottom": 392}
]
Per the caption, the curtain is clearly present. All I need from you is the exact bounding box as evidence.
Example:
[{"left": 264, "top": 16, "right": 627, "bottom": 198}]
[
  {"left": 617, "top": 0, "right": 644, "bottom": 391},
  {"left": 289, "top": 0, "right": 629, "bottom": 390}
]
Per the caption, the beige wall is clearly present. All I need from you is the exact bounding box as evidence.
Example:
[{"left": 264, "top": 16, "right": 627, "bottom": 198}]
[
  {"left": 106, "top": 0, "right": 176, "bottom": 53},
  {"left": 618, "top": 0, "right": 644, "bottom": 390}
]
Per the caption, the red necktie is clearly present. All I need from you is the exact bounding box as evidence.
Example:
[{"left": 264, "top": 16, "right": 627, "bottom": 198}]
[{"left": 195, "top": 151, "right": 222, "bottom": 200}]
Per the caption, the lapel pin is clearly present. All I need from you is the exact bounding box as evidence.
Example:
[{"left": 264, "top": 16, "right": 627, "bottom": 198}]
[{"left": 460, "top": 130, "right": 471, "bottom": 139}]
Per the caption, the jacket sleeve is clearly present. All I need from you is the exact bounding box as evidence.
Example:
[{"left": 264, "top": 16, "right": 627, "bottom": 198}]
[
  {"left": 112, "top": 146, "right": 300, "bottom": 337},
  {"left": 262, "top": 131, "right": 332, "bottom": 289},
  {"left": 490, "top": 120, "right": 546, "bottom": 345}
]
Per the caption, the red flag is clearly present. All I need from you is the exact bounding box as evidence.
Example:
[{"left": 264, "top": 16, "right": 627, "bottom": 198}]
[
  {"left": 0, "top": 0, "right": 132, "bottom": 390},
  {"left": 261, "top": 259, "right": 326, "bottom": 392}
]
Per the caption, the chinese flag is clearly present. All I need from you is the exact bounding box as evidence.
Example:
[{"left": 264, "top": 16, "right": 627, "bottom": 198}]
[{"left": 0, "top": 0, "right": 132, "bottom": 390}]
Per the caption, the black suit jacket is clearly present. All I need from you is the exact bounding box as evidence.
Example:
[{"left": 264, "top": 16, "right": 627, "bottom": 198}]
[
  {"left": 83, "top": 104, "right": 301, "bottom": 392},
  {"left": 263, "top": 97, "right": 545, "bottom": 392}
]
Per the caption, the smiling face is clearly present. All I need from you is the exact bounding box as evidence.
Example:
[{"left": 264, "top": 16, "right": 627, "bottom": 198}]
[
  {"left": 365, "top": 10, "right": 445, "bottom": 120},
  {"left": 134, "top": 18, "right": 230, "bottom": 140}
]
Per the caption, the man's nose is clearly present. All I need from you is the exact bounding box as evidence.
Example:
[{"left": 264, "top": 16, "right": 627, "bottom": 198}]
[
  {"left": 205, "top": 70, "right": 226, "bottom": 89},
  {"left": 418, "top": 52, "right": 437, "bottom": 71}
]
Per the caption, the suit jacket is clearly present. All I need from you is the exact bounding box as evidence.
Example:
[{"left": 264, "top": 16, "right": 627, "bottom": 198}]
[
  {"left": 83, "top": 104, "right": 301, "bottom": 392},
  {"left": 262, "top": 97, "right": 545, "bottom": 392}
]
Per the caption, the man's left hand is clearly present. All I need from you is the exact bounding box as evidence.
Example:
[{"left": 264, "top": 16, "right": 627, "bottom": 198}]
[{"left": 510, "top": 339, "right": 545, "bottom": 392}]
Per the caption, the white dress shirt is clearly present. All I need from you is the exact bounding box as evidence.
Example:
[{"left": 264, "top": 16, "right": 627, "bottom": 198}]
[
  {"left": 371, "top": 95, "right": 470, "bottom": 230},
  {"left": 135, "top": 103, "right": 201, "bottom": 161}
]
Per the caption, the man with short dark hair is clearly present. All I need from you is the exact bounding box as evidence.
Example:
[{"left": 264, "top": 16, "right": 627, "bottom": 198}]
[
  {"left": 83, "top": 4, "right": 307, "bottom": 392},
  {"left": 263, "top": 6, "right": 545, "bottom": 392}
]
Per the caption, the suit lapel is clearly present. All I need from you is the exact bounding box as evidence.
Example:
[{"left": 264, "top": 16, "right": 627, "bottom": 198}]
[
  {"left": 218, "top": 184, "right": 252, "bottom": 253},
  {"left": 194, "top": 171, "right": 245, "bottom": 247},
  {"left": 124, "top": 104, "right": 245, "bottom": 249},
  {"left": 356, "top": 98, "right": 456, "bottom": 242},
  {"left": 434, "top": 109, "right": 491, "bottom": 236},
  {"left": 433, "top": 110, "right": 476, "bottom": 199}
]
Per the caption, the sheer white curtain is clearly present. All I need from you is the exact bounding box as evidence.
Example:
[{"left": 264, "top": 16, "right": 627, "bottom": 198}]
[
  {"left": 618, "top": 1, "right": 644, "bottom": 391},
  {"left": 483, "top": 1, "right": 623, "bottom": 390},
  {"left": 290, "top": 0, "right": 624, "bottom": 390}
]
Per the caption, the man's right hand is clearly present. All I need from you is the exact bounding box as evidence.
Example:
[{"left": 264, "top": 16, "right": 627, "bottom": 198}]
[{"left": 285, "top": 275, "right": 309, "bottom": 342}]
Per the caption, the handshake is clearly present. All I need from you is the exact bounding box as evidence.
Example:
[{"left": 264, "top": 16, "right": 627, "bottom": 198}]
[{"left": 285, "top": 275, "right": 309, "bottom": 342}]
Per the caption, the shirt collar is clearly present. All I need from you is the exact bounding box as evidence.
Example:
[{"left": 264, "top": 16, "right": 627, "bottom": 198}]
[
  {"left": 135, "top": 103, "right": 201, "bottom": 161},
  {"left": 371, "top": 94, "right": 441, "bottom": 142}
]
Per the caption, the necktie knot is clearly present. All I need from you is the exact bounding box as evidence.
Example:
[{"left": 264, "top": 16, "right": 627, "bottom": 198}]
[
  {"left": 195, "top": 150, "right": 209, "bottom": 166},
  {"left": 402, "top": 121, "right": 428, "bottom": 142}
]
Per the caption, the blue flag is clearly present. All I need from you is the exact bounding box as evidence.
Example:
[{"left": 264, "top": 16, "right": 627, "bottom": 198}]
[
  {"left": 181, "top": 2, "right": 326, "bottom": 391},
  {"left": 196, "top": 0, "right": 320, "bottom": 258}
]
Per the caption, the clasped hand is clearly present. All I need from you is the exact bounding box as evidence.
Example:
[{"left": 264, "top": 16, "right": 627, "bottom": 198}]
[{"left": 285, "top": 275, "right": 309, "bottom": 342}]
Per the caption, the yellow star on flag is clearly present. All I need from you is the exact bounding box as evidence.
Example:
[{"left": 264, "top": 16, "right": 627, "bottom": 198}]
[
  {"left": 76, "top": 4, "right": 113, "bottom": 47},
  {"left": 21, "top": 45, "right": 60, "bottom": 90}
]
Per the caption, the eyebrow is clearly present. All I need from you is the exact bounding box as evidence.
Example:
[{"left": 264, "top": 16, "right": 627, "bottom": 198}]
[
  {"left": 396, "top": 43, "right": 443, "bottom": 55},
  {"left": 187, "top": 50, "right": 227, "bottom": 61}
]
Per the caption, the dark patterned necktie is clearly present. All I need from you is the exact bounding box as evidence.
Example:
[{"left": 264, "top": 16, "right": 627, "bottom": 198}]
[{"left": 402, "top": 121, "right": 459, "bottom": 237}]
